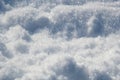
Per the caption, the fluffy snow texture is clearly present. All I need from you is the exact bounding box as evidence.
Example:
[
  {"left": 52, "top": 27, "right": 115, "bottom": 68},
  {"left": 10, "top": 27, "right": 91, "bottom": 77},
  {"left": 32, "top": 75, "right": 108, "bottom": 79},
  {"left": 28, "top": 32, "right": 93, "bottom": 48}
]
[{"left": 0, "top": 0, "right": 120, "bottom": 80}]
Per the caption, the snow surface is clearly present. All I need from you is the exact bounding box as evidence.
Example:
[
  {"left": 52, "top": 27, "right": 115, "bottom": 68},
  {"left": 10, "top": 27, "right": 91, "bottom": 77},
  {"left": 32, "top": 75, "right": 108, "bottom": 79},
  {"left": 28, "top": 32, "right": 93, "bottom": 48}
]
[{"left": 0, "top": 0, "right": 120, "bottom": 80}]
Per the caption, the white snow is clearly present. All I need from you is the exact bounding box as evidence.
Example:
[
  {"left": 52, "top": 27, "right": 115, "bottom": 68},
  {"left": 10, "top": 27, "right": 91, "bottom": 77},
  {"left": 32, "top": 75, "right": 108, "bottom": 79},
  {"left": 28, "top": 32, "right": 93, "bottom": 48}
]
[{"left": 0, "top": 0, "right": 120, "bottom": 80}]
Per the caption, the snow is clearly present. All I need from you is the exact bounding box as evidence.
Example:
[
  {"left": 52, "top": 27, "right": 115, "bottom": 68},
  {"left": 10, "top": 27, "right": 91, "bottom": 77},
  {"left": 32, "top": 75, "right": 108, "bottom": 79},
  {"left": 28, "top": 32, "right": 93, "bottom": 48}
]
[{"left": 0, "top": 0, "right": 120, "bottom": 80}]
